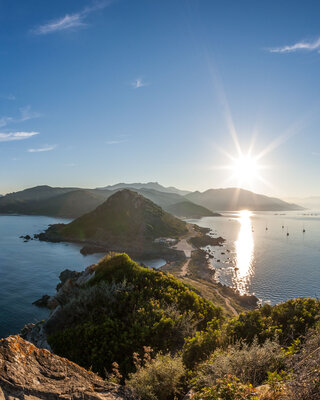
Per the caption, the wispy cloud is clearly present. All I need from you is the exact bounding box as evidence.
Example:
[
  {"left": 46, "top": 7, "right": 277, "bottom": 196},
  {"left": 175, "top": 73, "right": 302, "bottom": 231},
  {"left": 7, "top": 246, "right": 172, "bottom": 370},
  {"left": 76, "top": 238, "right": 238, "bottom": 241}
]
[
  {"left": 0, "top": 117, "right": 13, "bottom": 128},
  {"left": 132, "top": 78, "right": 147, "bottom": 89},
  {"left": 19, "top": 106, "right": 41, "bottom": 121},
  {"left": 33, "top": 0, "right": 112, "bottom": 35},
  {"left": 0, "top": 131, "right": 39, "bottom": 142},
  {"left": 106, "top": 139, "right": 127, "bottom": 145},
  {"left": 28, "top": 145, "right": 56, "bottom": 153},
  {"left": 0, "top": 106, "right": 40, "bottom": 128},
  {"left": 269, "top": 37, "right": 320, "bottom": 53},
  {"left": 0, "top": 94, "right": 15, "bottom": 101}
]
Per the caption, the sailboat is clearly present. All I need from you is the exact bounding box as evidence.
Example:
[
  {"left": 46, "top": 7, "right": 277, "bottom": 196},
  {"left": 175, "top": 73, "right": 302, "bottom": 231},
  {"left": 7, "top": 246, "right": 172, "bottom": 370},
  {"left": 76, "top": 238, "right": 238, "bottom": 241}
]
[
  {"left": 303, "top": 224, "right": 306, "bottom": 233},
  {"left": 286, "top": 227, "right": 289, "bottom": 237}
]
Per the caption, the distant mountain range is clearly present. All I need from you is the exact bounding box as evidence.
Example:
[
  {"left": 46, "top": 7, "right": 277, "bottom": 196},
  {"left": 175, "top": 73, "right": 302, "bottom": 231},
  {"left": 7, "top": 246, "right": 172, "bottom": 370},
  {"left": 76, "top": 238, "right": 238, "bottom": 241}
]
[
  {"left": 285, "top": 196, "right": 320, "bottom": 210},
  {"left": 0, "top": 182, "right": 302, "bottom": 219},
  {"left": 0, "top": 184, "right": 213, "bottom": 219},
  {"left": 186, "top": 188, "right": 303, "bottom": 212},
  {"left": 97, "top": 181, "right": 191, "bottom": 196}
]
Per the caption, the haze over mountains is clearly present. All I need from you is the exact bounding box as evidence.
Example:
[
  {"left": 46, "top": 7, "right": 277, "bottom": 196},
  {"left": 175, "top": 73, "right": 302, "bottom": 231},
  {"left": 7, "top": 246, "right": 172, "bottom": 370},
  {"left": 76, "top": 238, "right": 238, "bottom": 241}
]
[
  {"left": 0, "top": 182, "right": 302, "bottom": 219},
  {"left": 98, "top": 182, "right": 191, "bottom": 196},
  {"left": 285, "top": 196, "right": 320, "bottom": 210},
  {"left": 186, "top": 188, "right": 303, "bottom": 212}
]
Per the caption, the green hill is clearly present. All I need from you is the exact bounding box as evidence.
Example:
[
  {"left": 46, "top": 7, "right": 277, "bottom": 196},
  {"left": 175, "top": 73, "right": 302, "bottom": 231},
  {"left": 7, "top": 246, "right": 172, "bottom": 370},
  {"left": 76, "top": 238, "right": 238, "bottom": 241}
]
[
  {"left": 46, "top": 253, "right": 222, "bottom": 377},
  {"left": 50, "top": 190, "right": 188, "bottom": 249}
]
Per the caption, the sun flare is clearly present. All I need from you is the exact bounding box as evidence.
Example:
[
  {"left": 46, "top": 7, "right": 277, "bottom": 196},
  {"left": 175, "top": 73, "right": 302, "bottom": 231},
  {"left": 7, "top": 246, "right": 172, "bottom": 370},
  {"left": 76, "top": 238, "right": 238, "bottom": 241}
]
[{"left": 232, "top": 155, "right": 260, "bottom": 184}]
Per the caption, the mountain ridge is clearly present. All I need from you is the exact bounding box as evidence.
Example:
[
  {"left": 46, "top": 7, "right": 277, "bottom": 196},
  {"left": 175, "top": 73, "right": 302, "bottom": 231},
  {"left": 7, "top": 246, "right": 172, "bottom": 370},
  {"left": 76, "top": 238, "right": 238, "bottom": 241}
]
[
  {"left": 0, "top": 183, "right": 302, "bottom": 218},
  {"left": 186, "top": 187, "right": 303, "bottom": 211},
  {"left": 96, "top": 181, "right": 191, "bottom": 196}
]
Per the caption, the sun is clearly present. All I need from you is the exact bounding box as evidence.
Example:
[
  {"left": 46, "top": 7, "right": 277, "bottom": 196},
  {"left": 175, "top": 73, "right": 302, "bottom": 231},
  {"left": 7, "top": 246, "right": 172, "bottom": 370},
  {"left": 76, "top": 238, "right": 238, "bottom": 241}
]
[{"left": 232, "top": 155, "right": 259, "bottom": 184}]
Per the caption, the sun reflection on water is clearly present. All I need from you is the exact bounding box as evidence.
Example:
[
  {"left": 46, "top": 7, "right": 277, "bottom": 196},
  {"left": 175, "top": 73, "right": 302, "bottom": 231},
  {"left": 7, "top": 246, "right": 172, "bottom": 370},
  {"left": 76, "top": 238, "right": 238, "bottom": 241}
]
[{"left": 234, "top": 210, "right": 254, "bottom": 294}]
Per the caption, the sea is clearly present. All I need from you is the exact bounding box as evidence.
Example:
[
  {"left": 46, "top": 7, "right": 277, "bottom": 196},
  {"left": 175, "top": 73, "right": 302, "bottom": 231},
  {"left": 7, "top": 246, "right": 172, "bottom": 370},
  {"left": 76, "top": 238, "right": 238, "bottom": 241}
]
[
  {"left": 187, "top": 210, "right": 320, "bottom": 305},
  {"left": 0, "top": 215, "right": 165, "bottom": 338},
  {"left": 1, "top": 212, "right": 320, "bottom": 338}
]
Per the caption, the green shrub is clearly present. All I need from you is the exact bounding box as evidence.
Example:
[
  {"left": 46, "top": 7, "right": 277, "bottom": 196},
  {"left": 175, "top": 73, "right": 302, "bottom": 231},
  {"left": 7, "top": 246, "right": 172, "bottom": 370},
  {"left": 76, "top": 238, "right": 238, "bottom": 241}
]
[
  {"left": 193, "top": 338, "right": 284, "bottom": 388},
  {"left": 45, "top": 280, "right": 131, "bottom": 334},
  {"left": 48, "top": 253, "right": 223, "bottom": 378},
  {"left": 194, "top": 376, "right": 258, "bottom": 400},
  {"left": 226, "top": 298, "right": 320, "bottom": 345},
  {"left": 126, "top": 351, "right": 185, "bottom": 400},
  {"left": 182, "top": 319, "right": 222, "bottom": 369}
]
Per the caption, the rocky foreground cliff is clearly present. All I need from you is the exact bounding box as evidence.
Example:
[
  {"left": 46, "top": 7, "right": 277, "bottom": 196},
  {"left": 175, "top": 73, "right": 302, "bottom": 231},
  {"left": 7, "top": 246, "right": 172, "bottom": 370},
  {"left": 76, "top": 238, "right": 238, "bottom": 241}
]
[{"left": 0, "top": 335, "right": 134, "bottom": 400}]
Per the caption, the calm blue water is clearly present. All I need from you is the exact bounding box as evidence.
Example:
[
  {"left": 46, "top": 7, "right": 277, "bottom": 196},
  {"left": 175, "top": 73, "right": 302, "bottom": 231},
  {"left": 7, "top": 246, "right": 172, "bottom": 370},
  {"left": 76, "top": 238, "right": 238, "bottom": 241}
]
[
  {"left": 189, "top": 211, "right": 320, "bottom": 305},
  {"left": 0, "top": 216, "right": 165, "bottom": 338},
  {"left": 2, "top": 213, "right": 319, "bottom": 339}
]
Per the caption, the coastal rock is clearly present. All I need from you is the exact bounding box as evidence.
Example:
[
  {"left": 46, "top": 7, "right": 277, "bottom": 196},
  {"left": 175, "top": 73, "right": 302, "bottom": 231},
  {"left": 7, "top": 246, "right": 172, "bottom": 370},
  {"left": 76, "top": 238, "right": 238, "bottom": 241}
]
[
  {"left": 32, "top": 294, "right": 50, "bottom": 308},
  {"left": 20, "top": 234, "right": 32, "bottom": 241},
  {"left": 80, "top": 245, "right": 108, "bottom": 255},
  {"left": 56, "top": 269, "right": 82, "bottom": 291},
  {"left": 20, "top": 322, "right": 51, "bottom": 351},
  {"left": 0, "top": 335, "right": 135, "bottom": 400}
]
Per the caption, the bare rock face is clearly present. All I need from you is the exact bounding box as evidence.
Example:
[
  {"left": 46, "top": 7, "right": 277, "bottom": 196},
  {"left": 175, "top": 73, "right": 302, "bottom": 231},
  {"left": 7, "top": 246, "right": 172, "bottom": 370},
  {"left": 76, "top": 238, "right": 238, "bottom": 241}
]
[{"left": 0, "top": 335, "right": 134, "bottom": 400}]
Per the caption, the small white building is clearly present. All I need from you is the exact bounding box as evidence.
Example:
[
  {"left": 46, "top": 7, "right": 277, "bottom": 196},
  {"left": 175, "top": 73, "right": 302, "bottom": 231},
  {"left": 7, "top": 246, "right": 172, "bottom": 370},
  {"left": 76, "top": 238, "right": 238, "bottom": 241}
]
[{"left": 154, "top": 237, "right": 178, "bottom": 246}]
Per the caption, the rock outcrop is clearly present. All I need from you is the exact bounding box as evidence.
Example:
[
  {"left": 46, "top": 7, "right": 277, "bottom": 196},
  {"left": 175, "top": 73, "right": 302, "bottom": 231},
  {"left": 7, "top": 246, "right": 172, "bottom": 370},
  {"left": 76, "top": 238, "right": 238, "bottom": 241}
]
[{"left": 0, "top": 335, "right": 134, "bottom": 400}]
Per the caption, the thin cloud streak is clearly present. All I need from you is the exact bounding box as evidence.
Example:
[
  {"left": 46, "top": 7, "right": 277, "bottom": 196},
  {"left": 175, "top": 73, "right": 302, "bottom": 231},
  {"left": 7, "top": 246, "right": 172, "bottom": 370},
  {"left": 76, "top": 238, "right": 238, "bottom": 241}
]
[
  {"left": 0, "top": 117, "right": 13, "bottom": 128},
  {"left": 132, "top": 78, "right": 147, "bottom": 89},
  {"left": 106, "top": 139, "right": 127, "bottom": 145},
  {"left": 0, "top": 94, "right": 15, "bottom": 101},
  {"left": 28, "top": 145, "right": 56, "bottom": 153},
  {"left": 19, "top": 106, "right": 41, "bottom": 121},
  {"left": 270, "top": 37, "right": 320, "bottom": 53},
  {"left": 0, "top": 132, "right": 39, "bottom": 142},
  {"left": 0, "top": 106, "right": 40, "bottom": 128},
  {"left": 33, "top": 0, "right": 113, "bottom": 35}
]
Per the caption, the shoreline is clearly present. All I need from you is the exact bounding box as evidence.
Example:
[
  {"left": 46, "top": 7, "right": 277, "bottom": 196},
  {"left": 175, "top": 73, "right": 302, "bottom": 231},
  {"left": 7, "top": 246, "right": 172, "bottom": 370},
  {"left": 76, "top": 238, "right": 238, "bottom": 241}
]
[{"left": 30, "top": 217, "right": 260, "bottom": 314}]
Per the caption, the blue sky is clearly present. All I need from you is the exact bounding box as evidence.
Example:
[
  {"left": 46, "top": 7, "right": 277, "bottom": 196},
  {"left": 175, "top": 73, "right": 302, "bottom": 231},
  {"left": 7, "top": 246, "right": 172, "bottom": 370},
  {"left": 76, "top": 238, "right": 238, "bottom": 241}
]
[{"left": 1, "top": 0, "right": 320, "bottom": 197}]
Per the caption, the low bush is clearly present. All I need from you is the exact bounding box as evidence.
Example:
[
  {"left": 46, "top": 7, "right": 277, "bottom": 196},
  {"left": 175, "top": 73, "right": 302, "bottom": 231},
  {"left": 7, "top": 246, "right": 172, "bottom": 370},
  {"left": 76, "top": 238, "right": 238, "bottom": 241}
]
[
  {"left": 126, "top": 351, "right": 185, "bottom": 400},
  {"left": 194, "top": 376, "right": 258, "bottom": 400},
  {"left": 193, "top": 338, "right": 284, "bottom": 388},
  {"left": 45, "top": 280, "right": 131, "bottom": 334},
  {"left": 182, "top": 319, "right": 222, "bottom": 369},
  {"left": 226, "top": 298, "right": 320, "bottom": 345}
]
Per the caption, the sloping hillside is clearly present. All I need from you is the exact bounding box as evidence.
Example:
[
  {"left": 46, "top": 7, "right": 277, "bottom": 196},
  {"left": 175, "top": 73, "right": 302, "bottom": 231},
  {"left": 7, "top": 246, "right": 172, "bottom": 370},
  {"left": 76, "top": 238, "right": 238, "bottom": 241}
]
[
  {"left": 49, "top": 190, "right": 188, "bottom": 248},
  {"left": 166, "top": 201, "right": 219, "bottom": 218},
  {"left": 186, "top": 187, "right": 302, "bottom": 211}
]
